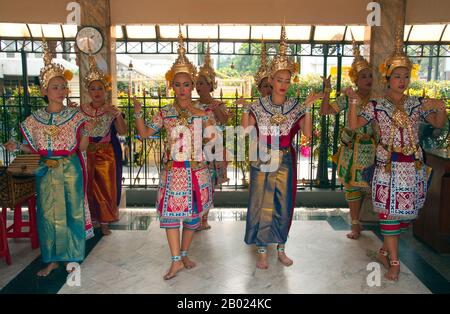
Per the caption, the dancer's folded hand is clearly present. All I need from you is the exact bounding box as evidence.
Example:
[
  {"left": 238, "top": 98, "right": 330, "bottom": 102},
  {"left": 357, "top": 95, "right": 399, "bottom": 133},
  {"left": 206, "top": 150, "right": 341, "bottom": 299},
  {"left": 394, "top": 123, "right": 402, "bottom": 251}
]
[
  {"left": 133, "top": 96, "right": 142, "bottom": 113},
  {"left": 3, "top": 140, "right": 18, "bottom": 152}
]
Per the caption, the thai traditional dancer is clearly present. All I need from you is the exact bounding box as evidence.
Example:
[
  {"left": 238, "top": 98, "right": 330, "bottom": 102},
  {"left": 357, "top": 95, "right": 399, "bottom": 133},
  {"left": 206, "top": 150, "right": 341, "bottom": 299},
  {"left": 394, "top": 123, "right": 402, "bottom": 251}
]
[
  {"left": 195, "top": 40, "right": 229, "bottom": 231},
  {"left": 4, "top": 38, "right": 94, "bottom": 276},
  {"left": 241, "top": 26, "right": 321, "bottom": 269},
  {"left": 80, "top": 51, "right": 127, "bottom": 235},
  {"left": 348, "top": 30, "right": 447, "bottom": 281},
  {"left": 134, "top": 29, "right": 214, "bottom": 280},
  {"left": 321, "top": 33, "right": 376, "bottom": 240}
]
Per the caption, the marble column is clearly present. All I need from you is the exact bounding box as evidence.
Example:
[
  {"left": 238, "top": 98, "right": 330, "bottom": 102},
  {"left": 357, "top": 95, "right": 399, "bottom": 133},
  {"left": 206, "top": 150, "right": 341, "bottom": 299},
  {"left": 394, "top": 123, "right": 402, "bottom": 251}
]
[
  {"left": 368, "top": 0, "right": 406, "bottom": 98},
  {"left": 78, "top": 0, "right": 117, "bottom": 105}
]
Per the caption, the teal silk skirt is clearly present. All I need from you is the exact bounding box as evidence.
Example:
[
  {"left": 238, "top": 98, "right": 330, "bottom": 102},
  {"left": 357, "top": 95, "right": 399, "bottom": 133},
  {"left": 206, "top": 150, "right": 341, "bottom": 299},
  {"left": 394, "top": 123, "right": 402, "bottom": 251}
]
[{"left": 35, "top": 153, "right": 85, "bottom": 263}]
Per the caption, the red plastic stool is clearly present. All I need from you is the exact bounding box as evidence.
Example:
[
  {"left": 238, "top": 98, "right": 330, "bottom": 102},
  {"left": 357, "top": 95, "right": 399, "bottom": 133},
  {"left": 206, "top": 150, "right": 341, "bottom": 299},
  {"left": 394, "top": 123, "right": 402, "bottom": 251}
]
[
  {"left": 1, "top": 194, "right": 39, "bottom": 250},
  {"left": 0, "top": 214, "right": 12, "bottom": 265}
]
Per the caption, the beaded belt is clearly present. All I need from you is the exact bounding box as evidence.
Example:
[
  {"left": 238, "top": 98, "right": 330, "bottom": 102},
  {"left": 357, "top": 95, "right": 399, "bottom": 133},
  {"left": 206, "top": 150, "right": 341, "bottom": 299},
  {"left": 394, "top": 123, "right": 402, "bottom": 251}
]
[
  {"left": 163, "top": 160, "right": 205, "bottom": 171},
  {"left": 355, "top": 133, "right": 373, "bottom": 141},
  {"left": 266, "top": 147, "right": 291, "bottom": 154},
  {"left": 42, "top": 153, "right": 77, "bottom": 169},
  {"left": 380, "top": 143, "right": 420, "bottom": 156},
  {"left": 87, "top": 142, "right": 111, "bottom": 152}
]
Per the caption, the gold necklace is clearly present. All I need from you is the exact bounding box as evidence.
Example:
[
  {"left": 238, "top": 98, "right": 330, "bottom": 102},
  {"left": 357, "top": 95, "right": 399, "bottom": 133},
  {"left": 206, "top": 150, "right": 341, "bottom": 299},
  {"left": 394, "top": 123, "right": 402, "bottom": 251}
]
[
  {"left": 269, "top": 101, "right": 287, "bottom": 126},
  {"left": 356, "top": 92, "right": 370, "bottom": 109},
  {"left": 173, "top": 101, "right": 190, "bottom": 126},
  {"left": 387, "top": 95, "right": 409, "bottom": 126},
  {"left": 44, "top": 125, "right": 60, "bottom": 138},
  {"left": 270, "top": 113, "right": 287, "bottom": 126},
  {"left": 383, "top": 95, "right": 420, "bottom": 170},
  {"left": 90, "top": 103, "right": 103, "bottom": 125},
  {"left": 386, "top": 94, "right": 406, "bottom": 109},
  {"left": 44, "top": 107, "right": 62, "bottom": 138}
]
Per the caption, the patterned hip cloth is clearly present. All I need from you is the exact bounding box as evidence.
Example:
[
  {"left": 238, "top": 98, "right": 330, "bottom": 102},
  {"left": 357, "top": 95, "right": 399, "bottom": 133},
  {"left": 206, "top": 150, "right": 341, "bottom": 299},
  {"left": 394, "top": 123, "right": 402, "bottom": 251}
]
[
  {"left": 160, "top": 217, "right": 201, "bottom": 230},
  {"left": 344, "top": 186, "right": 363, "bottom": 202}
]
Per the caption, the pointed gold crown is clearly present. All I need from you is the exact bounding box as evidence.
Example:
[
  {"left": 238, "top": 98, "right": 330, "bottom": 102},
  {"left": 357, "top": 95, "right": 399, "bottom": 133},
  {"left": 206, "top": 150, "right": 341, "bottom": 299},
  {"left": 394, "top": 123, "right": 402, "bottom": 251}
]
[
  {"left": 197, "top": 39, "right": 217, "bottom": 90},
  {"left": 84, "top": 41, "right": 112, "bottom": 90},
  {"left": 269, "top": 25, "right": 295, "bottom": 78},
  {"left": 254, "top": 38, "right": 270, "bottom": 86},
  {"left": 348, "top": 30, "right": 371, "bottom": 84},
  {"left": 165, "top": 25, "right": 197, "bottom": 83},
  {"left": 379, "top": 26, "right": 412, "bottom": 84},
  {"left": 39, "top": 32, "right": 73, "bottom": 89}
]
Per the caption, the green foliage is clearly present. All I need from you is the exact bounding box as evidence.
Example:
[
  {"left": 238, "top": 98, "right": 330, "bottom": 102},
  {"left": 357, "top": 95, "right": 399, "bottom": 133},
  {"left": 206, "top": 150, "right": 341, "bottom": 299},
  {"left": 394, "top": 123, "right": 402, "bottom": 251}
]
[{"left": 0, "top": 86, "right": 47, "bottom": 144}]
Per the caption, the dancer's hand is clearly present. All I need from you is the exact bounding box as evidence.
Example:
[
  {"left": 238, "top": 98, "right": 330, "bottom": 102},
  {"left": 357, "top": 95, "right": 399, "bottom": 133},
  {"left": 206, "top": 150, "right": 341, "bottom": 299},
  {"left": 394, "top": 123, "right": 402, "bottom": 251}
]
[
  {"left": 321, "top": 75, "right": 331, "bottom": 92},
  {"left": 133, "top": 96, "right": 142, "bottom": 113},
  {"left": 3, "top": 140, "right": 18, "bottom": 152},
  {"left": 236, "top": 97, "right": 251, "bottom": 111},
  {"left": 305, "top": 92, "right": 323, "bottom": 107},
  {"left": 423, "top": 99, "right": 446, "bottom": 112},
  {"left": 104, "top": 105, "right": 122, "bottom": 118},
  {"left": 208, "top": 100, "right": 224, "bottom": 110},
  {"left": 235, "top": 96, "right": 248, "bottom": 106},
  {"left": 344, "top": 87, "right": 361, "bottom": 106}
]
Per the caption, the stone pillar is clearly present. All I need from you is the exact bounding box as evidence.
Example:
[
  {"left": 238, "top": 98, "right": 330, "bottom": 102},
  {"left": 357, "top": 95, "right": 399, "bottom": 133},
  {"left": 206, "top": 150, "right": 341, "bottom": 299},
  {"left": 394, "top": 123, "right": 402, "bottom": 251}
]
[
  {"left": 79, "top": 0, "right": 117, "bottom": 105},
  {"left": 368, "top": 0, "right": 406, "bottom": 98}
]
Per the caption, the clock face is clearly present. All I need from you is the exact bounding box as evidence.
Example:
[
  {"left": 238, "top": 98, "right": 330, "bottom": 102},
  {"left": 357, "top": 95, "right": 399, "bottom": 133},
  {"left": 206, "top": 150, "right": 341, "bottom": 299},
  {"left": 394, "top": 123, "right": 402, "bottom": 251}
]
[{"left": 76, "top": 26, "right": 103, "bottom": 54}]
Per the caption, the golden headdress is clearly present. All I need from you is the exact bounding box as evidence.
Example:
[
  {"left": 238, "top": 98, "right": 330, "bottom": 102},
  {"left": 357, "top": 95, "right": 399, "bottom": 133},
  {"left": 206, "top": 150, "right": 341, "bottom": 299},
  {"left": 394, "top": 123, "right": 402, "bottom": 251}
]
[
  {"left": 379, "top": 26, "right": 412, "bottom": 85},
  {"left": 197, "top": 40, "right": 217, "bottom": 90},
  {"left": 39, "top": 34, "right": 73, "bottom": 89},
  {"left": 84, "top": 42, "right": 112, "bottom": 90},
  {"left": 254, "top": 38, "right": 269, "bottom": 87},
  {"left": 348, "top": 30, "right": 371, "bottom": 84},
  {"left": 269, "top": 25, "right": 296, "bottom": 78},
  {"left": 165, "top": 25, "right": 197, "bottom": 83}
]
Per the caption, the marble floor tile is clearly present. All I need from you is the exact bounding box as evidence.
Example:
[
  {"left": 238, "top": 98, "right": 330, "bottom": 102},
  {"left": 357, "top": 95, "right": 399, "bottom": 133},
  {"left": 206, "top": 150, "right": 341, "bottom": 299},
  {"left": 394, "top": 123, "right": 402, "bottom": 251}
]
[{"left": 3, "top": 208, "right": 446, "bottom": 294}]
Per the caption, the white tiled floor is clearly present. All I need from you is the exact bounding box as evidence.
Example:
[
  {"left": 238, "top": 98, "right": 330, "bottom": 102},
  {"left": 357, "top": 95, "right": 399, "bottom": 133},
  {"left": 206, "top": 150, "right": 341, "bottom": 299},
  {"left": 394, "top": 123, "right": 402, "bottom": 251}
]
[
  {"left": 0, "top": 208, "right": 439, "bottom": 293},
  {"left": 57, "top": 216, "right": 429, "bottom": 294}
]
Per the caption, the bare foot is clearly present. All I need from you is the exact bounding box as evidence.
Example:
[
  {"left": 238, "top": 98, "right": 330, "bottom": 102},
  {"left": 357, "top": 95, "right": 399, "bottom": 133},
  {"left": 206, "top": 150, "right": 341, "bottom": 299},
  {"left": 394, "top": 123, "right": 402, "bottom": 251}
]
[
  {"left": 278, "top": 252, "right": 293, "bottom": 267},
  {"left": 92, "top": 221, "right": 101, "bottom": 228},
  {"left": 385, "top": 262, "right": 400, "bottom": 281},
  {"left": 377, "top": 249, "right": 390, "bottom": 269},
  {"left": 181, "top": 256, "right": 196, "bottom": 269},
  {"left": 196, "top": 223, "right": 211, "bottom": 232},
  {"left": 256, "top": 253, "right": 269, "bottom": 270},
  {"left": 163, "top": 261, "right": 184, "bottom": 280},
  {"left": 346, "top": 223, "right": 362, "bottom": 240},
  {"left": 101, "top": 224, "right": 112, "bottom": 236},
  {"left": 37, "top": 262, "right": 59, "bottom": 277}
]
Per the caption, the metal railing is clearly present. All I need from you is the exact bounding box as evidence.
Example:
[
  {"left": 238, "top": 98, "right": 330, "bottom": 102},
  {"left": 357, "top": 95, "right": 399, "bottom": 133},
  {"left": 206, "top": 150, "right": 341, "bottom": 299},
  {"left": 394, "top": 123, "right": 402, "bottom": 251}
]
[{"left": 0, "top": 91, "right": 345, "bottom": 191}]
